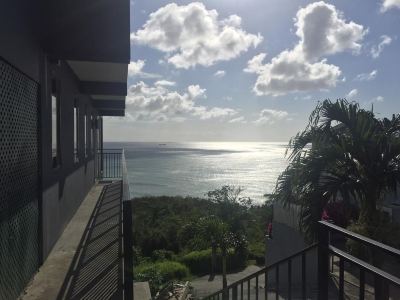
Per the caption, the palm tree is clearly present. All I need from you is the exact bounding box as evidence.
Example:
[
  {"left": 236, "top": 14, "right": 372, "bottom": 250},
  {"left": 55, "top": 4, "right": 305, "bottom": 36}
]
[
  {"left": 273, "top": 99, "right": 400, "bottom": 299},
  {"left": 273, "top": 99, "right": 400, "bottom": 239},
  {"left": 197, "top": 216, "right": 226, "bottom": 281}
]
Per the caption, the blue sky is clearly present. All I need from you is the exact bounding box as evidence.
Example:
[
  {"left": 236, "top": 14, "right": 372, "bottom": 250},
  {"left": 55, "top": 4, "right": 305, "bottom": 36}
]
[{"left": 104, "top": 0, "right": 400, "bottom": 142}]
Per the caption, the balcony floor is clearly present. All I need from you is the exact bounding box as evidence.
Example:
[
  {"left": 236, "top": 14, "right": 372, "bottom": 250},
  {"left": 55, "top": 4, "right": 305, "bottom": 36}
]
[{"left": 21, "top": 181, "right": 123, "bottom": 300}]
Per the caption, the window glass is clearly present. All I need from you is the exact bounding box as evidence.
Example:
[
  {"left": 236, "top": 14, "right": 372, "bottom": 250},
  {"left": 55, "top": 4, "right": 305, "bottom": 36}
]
[
  {"left": 74, "top": 100, "right": 79, "bottom": 163},
  {"left": 84, "top": 107, "right": 87, "bottom": 157},
  {"left": 51, "top": 80, "right": 60, "bottom": 167}
]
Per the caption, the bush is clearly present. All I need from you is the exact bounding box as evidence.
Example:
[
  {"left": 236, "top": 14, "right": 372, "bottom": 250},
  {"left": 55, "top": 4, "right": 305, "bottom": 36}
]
[
  {"left": 151, "top": 249, "right": 176, "bottom": 261},
  {"left": 248, "top": 242, "right": 265, "bottom": 265},
  {"left": 135, "top": 261, "right": 190, "bottom": 295},
  {"left": 346, "top": 220, "right": 400, "bottom": 262},
  {"left": 180, "top": 248, "right": 247, "bottom": 275}
]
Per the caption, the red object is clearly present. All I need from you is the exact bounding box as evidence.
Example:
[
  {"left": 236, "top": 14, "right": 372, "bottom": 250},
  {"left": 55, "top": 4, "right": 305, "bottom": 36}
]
[{"left": 267, "top": 222, "right": 273, "bottom": 238}]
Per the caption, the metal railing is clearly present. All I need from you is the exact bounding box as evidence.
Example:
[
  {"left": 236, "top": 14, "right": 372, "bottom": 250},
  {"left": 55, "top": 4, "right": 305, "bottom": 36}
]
[
  {"left": 204, "top": 221, "right": 400, "bottom": 300},
  {"left": 204, "top": 244, "right": 317, "bottom": 300},
  {"left": 319, "top": 221, "right": 400, "bottom": 300},
  {"left": 95, "top": 148, "right": 124, "bottom": 179},
  {"left": 95, "top": 148, "right": 133, "bottom": 300}
]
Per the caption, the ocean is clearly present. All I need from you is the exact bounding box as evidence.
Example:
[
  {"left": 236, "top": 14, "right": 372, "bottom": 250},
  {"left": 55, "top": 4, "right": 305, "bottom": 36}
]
[{"left": 104, "top": 142, "right": 289, "bottom": 204}]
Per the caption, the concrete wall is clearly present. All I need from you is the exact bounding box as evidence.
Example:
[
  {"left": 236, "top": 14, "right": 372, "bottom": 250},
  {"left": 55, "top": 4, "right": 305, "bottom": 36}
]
[
  {"left": 265, "top": 203, "right": 318, "bottom": 289},
  {"left": 41, "top": 161, "right": 95, "bottom": 257}
]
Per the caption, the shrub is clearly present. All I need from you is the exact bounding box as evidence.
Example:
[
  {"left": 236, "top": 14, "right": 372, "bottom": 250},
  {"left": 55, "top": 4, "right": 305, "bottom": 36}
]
[
  {"left": 248, "top": 242, "right": 265, "bottom": 265},
  {"left": 151, "top": 249, "right": 176, "bottom": 261},
  {"left": 180, "top": 248, "right": 247, "bottom": 275},
  {"left": 135, "top": 261, "right": 190, "bottom": 295},
  {"left": 346, "top": 220, "right": 400, "bottom": 262}
]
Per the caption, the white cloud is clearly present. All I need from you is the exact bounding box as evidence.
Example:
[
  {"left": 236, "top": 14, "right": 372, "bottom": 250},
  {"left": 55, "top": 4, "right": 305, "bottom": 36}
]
[
  {"left": 214, "top": 70, "right": 226, "bottom": 78},
  {"left": 188, "top": 85, "right": 206, "bottom": 99},
  {"left": 346, "top": 89, "right": 358, "bottom": 99},
  {"left": 131, "top": 2, "right": 263, "bottom": 69},
  {"left": 128, "top": 60, "right": 161, "bottom": 78},
  {"left": 245, "top": 2, "right": 366, "bottom": 96},
  {"left": 254, "top": 109, "right": 290, "bottom": 125},
  {"left": 371, "top": 35, "right": 392, "bottom": 58},
  {"left": 381, "top": 0, "right": 400, "bottom": 12},
  {"left": 125, "top": 81, "right": 237, "bottom": 122},
  {"left": 372, "top": 95, "right": 384, "bottom": 102},
  {"left": 355, "top": 70, "right": 377, "bottom": 81},
  {"left": 223, "top": 96, "right": 233, "bottom": 101},
  {"left": 229, "top": 116, "right": 247, "bottom": 124},
  {"left": 155, "top": 80, "right": 176, "bottom": 87}
]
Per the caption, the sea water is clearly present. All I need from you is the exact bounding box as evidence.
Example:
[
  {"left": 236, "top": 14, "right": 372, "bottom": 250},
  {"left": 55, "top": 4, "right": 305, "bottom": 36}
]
[{"left": 104, "top": 142, "right": 289, "bottom": 204}]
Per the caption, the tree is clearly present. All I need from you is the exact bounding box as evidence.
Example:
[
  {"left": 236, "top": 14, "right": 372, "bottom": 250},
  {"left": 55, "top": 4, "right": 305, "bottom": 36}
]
[
  {"left": 273, "top": 99, "right": 400, "bottom": 299},
  {"left": 273, "top": 99, "right": 400, "bottom": 238},
  {"left": 206, "top": 185, "right": 252, "bottom": 233}
]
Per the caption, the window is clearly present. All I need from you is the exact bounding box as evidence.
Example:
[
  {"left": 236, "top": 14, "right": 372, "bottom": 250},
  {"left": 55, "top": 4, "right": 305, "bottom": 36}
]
[
  {"left": 84, "top": 107, "right": 87, "bottom": 157},
  {"left": 51, "top": 79, "right": 60, "bottom": 168},
  {"left": 74, "top": 100, "right": 79, "bottom": 163},
  {"left": 97, "top": 117, "right": 101, "bottom": 153},
  {"left": 91, "top": 114, "right": 94, "bottom": 154}
]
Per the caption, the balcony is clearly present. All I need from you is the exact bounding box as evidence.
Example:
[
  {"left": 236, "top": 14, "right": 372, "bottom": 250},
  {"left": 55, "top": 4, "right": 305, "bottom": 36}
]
[{"left": 21, "top": 149, "right": 134, "bottom": 300}]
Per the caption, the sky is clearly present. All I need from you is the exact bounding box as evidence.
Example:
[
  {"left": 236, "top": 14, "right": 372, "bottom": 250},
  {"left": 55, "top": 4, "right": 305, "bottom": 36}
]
[{"left": 104, "top": 0, "right": 400, "bottom": 142}]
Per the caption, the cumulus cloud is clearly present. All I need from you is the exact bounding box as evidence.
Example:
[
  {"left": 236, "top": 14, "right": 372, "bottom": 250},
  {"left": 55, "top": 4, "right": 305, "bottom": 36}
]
[
  {"left": 128, "top": 60, "right": 161, "bottom": 78},
  {"left": 214, "top": 70, "right": 226, "bottom": 78},
  {"left": 131, "top": 2, "right": 262, "bottom": 69},
  {"left": 371, "top": 35, "right": 392, "bottom": 58},
  {"left": 381, "top": 0, "right": 400, "bottom": 12},
  {"left": 254, "top": 109, "right": 290, "bottom": 125},
  {"left": 245, "top": 1, "right": 366, "bottom": 96},
  {"left": 188, "top": 85, "right": 206, "bottom": 99},
  {"left": 125, "top": 81, "right": 237, "bottom": 122},
  {"left": 346, "top": 89, "right": 358, "bottom": 99},
  {"left": 355, "top": 70, "right": 377, "bottom": 81}
]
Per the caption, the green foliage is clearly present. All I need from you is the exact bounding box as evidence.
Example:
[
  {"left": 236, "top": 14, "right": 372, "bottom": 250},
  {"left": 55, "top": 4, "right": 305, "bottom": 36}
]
[
  {"left": 133, "top": 196, "right": 217, "bottom": 256},
  {"left": 180, "top": 249, "right": 247, "bottom": 275},
  {"left": 133, "top": 194, "right": 271, "bottom": 256},
  {"left": 135, "top": 261, "right": 190, "bottom": 295},
  {"left": 272, "top": 99, "right": 400, "bottom": 240},
  {"left": 151, "top": 249, "right": 176, "bottom": 262},
  {"left": 346, "top": 217, "right": 400, "bottom": 261},
  {"left": 248, "top": 242, "right": 265, "bottom": 265}
]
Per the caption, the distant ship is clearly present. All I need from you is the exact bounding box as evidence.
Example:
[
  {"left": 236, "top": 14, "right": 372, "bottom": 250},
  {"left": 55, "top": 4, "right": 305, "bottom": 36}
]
[{"left": 158, "top": 143, "right": 167, "bottom": 146}]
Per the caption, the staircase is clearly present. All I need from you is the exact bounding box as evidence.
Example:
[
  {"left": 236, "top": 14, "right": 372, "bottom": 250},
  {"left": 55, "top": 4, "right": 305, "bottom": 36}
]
[{"left": 202, "top": 221, "right": 400, "bottom": 300}]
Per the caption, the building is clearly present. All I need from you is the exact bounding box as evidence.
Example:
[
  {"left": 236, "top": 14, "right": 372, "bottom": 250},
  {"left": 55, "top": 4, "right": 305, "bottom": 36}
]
[{"left": 0, "top": 0, "right": 130, "bottom": 299}]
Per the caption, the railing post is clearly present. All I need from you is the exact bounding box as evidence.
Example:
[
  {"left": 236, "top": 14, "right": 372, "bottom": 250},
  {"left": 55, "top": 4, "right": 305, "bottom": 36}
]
[
  {"left": 123, "top": 198, "right": 134, "bottom": 300},
  {"left": 232, "top": 285, "right": 238, "bottom": 300},
  {"left": 317, "top": 222, "right": 329, "bottom": 300}
]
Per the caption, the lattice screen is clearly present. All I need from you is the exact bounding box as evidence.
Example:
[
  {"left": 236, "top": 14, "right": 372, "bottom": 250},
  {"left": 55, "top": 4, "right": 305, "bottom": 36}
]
[{"left": 0, "top": 58, "right": 40, "bottom": 300}]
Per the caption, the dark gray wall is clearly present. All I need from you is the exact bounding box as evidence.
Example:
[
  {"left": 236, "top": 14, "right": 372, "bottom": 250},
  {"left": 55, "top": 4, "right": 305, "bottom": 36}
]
[
  {"left": 39, "top": 60, "right": 100, "bottom": 258},
  {"left": 1, "top": 0, "right": 101, "bottom": 262},
  {"left": 266, "top": 204, "right": 318, "bottom": 290}
]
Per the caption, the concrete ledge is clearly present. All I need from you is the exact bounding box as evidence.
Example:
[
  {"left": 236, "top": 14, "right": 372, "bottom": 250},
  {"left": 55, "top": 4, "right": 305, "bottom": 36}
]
[{"left": 20, "top": 184, "right": 104, "bottom": 300}]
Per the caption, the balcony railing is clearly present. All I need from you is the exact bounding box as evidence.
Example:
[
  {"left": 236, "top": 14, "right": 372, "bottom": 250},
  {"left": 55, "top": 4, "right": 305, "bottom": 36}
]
[
  {"left": 204, "top": 221, "right": 400, "bottom": 300},
  {"left": 95, "top": 148, "right": 133, "bottom": 300}
]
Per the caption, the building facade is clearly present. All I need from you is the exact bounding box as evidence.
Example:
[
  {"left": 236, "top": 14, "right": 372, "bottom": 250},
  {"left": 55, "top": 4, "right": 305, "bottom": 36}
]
[{"left": 0, "top": 1, "right": 130, "bottom": 298}]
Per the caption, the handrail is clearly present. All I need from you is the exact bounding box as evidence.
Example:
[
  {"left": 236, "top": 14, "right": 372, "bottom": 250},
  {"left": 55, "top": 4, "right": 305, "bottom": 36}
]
[
  {"left": 329, "top": 245, "right": 400, "bottom": 287},
  {"left": 204, "top": 220, "right": 400, "bottom": 300},
  {"left": 319, "top": 220, "right": 400, "bottom": 258},
  {"left": 204, "top": 243, "right": 317, "bottom": 299}
]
